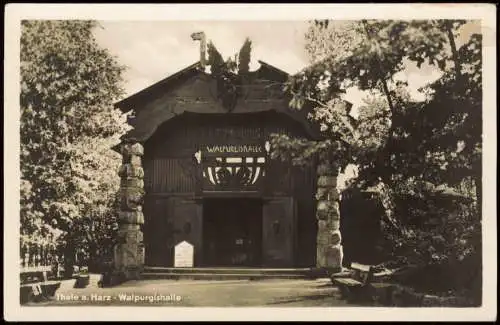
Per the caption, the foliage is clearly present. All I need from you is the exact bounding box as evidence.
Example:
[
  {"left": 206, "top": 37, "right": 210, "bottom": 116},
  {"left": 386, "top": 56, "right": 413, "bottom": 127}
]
[
  {"left": 238, "top": 38, "right": 252, "bottom": 75},
  {"left": 272, "top": 19, "right": 482, "bottom": 284},
  {"left": 61, "top": 192, "right": 120, "bottom": 271},
  {"left": 20, "top": 20, "right": 129, "bottom": 269}
]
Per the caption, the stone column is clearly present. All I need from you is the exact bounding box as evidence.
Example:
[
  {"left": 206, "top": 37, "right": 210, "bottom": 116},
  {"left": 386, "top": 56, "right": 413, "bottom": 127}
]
[
  {"left": 113, "top": 139, "right": 145, "bottom": 281},
  {"left": 316, "top": 160, "right": 343, "bottom": 273}
]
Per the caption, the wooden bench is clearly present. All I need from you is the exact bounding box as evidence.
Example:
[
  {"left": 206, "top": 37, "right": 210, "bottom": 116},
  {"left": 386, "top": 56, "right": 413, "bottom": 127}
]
[
  {"left": 332, "top": 263, "right": 375, "bottom": 302},
  {"left": 20, "top": 281, "right": 62, "bottom": 304},
  {"left": 20, "top": 266, "right": 52, "bottom": 284},
  {"left": 20, "top": 266, "right": 63, "bottom": 304}
]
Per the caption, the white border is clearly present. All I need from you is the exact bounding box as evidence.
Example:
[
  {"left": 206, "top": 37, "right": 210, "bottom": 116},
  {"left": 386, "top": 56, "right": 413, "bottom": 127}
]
[{"left": 4, "top": 3, "right": 497, "bottom": 322}]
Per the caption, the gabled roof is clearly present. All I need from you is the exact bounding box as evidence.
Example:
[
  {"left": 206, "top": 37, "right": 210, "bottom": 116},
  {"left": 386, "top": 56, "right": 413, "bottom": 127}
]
[
  {"left": 256, "top": 60, "right": 289, "bottom": 80},
  {"left": 115, "top": 60, "right": 290, "bottom": 113},
  {"left": 112, "top": 60, "right": 356, "bottom": 150},
  {"left": 115, "top": 61, "right": 204, "bottom": 113}
]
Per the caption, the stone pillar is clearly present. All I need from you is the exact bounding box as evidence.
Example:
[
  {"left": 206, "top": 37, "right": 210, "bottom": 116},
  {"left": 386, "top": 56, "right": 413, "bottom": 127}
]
[
  {"left": 113, "top": 139, "right": 145, "bottom": 281},
  {"left": 316, "top": 161, "right": 343, "bottom": 273}
]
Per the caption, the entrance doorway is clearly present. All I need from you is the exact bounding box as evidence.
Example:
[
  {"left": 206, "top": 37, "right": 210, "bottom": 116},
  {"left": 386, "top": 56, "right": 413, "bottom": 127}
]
[{"left": 203, "top": 198, "right": 263, "bottom": 267}]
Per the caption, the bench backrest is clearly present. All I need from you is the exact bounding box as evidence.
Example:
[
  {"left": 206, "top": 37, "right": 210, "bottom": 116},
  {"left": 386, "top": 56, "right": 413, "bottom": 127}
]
[
  {"left": 20, "top": 266, "right": 52, "bottom": 284},
  {"left": 351, "top": 262, "right": 374, "bottom": 285}
]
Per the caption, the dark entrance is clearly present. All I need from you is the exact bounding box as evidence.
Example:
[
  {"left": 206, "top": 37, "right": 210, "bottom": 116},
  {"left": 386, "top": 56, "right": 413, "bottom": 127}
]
[
  {"left": 203, "top": 198, "right": 263, "bottom": 267},
  {"left": 340, "top": 190, "right": 384, "bottom": 266}
]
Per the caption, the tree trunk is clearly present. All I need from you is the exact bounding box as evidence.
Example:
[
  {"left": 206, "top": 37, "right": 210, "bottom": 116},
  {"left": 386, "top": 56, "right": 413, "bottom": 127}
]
[
  {"left": 474, "top": 173, "right": 482, "bottom": 218},
  {"left": 360, "top": 20, "right": 395, "bottom": 114},
  {"left": 63, "top": 244, "right": 76, "bottom": 279},
  {"left": 444, "top": 21, "right": 462, "bottom": 84}
]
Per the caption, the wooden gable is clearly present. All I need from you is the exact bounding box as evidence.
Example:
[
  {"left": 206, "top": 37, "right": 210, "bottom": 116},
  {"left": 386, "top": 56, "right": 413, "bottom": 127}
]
[{"left": 115, "top": 62, "right": 321, "bottom": 143}]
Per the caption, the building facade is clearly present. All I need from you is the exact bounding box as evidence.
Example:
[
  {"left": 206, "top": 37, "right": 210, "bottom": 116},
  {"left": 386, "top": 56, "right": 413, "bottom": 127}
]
[{"left": 113, "top": 61, "right": 343, "bottom": 279}]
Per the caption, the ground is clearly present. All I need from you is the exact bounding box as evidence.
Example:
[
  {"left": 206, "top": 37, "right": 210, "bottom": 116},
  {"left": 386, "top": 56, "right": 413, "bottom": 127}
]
[{"left": 27, "top": 275, "right": 366, "bottom": 307}]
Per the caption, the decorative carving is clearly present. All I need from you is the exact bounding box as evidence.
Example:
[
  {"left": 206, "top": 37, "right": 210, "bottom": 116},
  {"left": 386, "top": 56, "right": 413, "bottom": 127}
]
[
  {"left": 118, "top": 211, "right": 145, "bottom": 225},
  {"left": 327, "top": 245, "right": 343, "bottom": 268},
  {"left": 120, "top": 178, "right": 145, "bottom": 189},
  {"left": 120, "top": 187, "right": 145, "bottom": 211},
  {"left": 316, "top": 209, "right": 330, "bottom": 221},
  {"left": 122, "top": 141, "right": 144, "bottom": 158},
  {"left": 316, "top": 159, "right": 343, "bottom": 271},
  {"left": 201, "top": 154, "right": 267, "bottom": 192},
  {"left": 331, "top": 230, "right": 342, "bottom": 245},
  {"left": 331, "top": 220, "right": 340, "bottom": 231},
  {"left": 316, "top": 187, "right": 340, "bottom": 201},
  {"left": 118, "top": 165, "right": 144, "bottom": 178},
  {"left": 317, "top": 200, "right": 340, "bottom": 220},
  {"left": 113, "top": 141, "right": 146, "bottom": 282},
  {"left": 210, "top": 166, "right": 255, "bottom": 186}
]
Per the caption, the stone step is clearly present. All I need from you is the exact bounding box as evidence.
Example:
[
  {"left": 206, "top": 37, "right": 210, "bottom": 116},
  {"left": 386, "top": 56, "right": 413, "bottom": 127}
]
[
  {"left": 141, "top": 266, "right": 320, "bottom": 280},
  {"left": 141, "top": 272, "right": 309, "bottom": 281},
  {"left": 143, "top": 266, "right": 314, "bottom": 276}
]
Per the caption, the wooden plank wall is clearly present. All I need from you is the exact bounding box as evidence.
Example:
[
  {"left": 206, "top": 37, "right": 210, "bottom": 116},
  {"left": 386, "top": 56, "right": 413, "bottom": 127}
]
[{"left": 142, "top": 111, "right": 317, "bottom": 267}]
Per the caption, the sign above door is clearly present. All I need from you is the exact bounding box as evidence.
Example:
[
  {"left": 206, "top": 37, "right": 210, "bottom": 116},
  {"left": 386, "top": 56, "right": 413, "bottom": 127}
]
[{"left": 194, "top": 141, "right": 271, "bottom": 194}]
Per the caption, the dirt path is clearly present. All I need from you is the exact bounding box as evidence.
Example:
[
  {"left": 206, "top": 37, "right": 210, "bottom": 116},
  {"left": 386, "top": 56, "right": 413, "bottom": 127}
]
[{"left": 27, "top": 276, "right": 365, "bottom": 307}]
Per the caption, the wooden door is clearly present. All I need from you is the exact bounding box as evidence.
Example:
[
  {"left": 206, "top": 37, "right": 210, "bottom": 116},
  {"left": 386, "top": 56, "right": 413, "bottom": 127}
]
[
  {"left": 168, "top": 197, "right": 203, "bottom": 266},
  {"left": 144, "top": 197, "right": 170, "bottom": 266},
  {"left": 262, "top": 197, "right": 296, "bottom": 267}
]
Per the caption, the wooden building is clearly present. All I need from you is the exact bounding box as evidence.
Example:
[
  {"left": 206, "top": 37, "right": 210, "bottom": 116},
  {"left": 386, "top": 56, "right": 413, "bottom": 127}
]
[{"left": 113, "top": 59, "right": 343, "bottom": 277}]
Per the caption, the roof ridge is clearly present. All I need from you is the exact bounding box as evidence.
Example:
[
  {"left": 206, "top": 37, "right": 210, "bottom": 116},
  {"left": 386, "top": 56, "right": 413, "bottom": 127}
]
[{"left": 115, "top": 60, "right": 291, "bottom": 112}]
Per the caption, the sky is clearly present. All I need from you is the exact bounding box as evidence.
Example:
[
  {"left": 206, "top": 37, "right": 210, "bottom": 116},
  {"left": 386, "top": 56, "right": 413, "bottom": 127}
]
[
  {"left": 93, "top": 21, "right": 310, "bottom": 98},
  {"left": 93, "top": 20, "right": 480, "bottom": 115}
]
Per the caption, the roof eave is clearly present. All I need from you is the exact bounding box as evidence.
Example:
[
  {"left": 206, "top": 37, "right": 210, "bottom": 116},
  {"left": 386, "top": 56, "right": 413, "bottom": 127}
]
[
  {"left": 257, "top": 60, "right": 290, "bottom": 77},
  {"left": 114, "top": 61, "right": 203, "bottom": 112}
]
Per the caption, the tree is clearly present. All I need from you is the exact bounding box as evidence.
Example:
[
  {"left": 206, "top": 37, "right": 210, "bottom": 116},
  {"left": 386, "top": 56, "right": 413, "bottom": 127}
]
[
  {"left": 271, "top": 20, "right": 482, "bottom": 297},
  {"left": 285, "top": 20, "right": 480, "bottom": 191},
  {"left": 20, "top": 20, "right": 129, "bottom": 272},
  {"left": 237, "top": 38, "right": 252, "bottom": 75}
]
